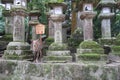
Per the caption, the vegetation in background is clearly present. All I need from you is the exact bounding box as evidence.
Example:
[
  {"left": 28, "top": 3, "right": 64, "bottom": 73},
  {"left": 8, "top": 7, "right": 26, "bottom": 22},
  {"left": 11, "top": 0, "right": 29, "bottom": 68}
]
[
  {"left": 0, "top": 0, "right": 120, "bottom": 41},
  {"left": 68, "top": 28, "right": 83, "bottom": 53},
  {"left": 0, "top": 5, "right": 5, "bottom": 35}
]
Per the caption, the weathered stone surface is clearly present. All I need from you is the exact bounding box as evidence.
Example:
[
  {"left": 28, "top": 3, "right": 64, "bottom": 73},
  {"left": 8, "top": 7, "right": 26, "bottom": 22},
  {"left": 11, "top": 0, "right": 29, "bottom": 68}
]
[
  {"left": 5, "top": 17, "right": 13, "bottom": 34},
  {"left": 99, "top": 38, "right": 116, "bottom": 45},
  {"left": 47, "top": 51, "right": 70, "bottom": 56},
  {"left": 3, "top": 42, "right": 33, "bottom": 60},
  {"left": 47, "top": 42, "right": 71, "bottom": 62},
  {"left": 43, "top": 56, "right": 72, "bottom": 62},
  {"left": 77, "top": 41, "right": 105, "bottom": 61},
  {"left": 101, "top": 19, "right": 111, "bottom": 39},
  {"left": 80, "top": 11, "right": 97, "bottom": 41},
  {"left": 0, "top": 60, "right": 120, "bottom": 80}
]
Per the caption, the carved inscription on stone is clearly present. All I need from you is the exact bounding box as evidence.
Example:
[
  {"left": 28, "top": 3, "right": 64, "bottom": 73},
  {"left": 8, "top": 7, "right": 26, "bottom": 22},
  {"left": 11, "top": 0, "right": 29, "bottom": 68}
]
[
  {"left": 13, "top": 16, "right": 24, "bottom": 41},
  {"left": 54, "top": 22, "right": 62, "bottom": 43},
  {"left": 101, "top": 19, "right": 111, "bottom": 39},
  {"left": 84, "top": 19, "right": 93, "bottom": 40}
]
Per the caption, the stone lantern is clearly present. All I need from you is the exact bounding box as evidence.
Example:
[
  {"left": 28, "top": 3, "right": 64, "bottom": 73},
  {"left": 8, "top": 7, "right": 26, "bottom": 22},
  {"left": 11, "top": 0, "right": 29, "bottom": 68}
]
[
  {"left": 49, "top": 3, "right": 66, "bottom": 43},
  {"left": 110, "top": 0, "right": 120, "bottom": 57},
  {"left": 3, "top": 0, "right": 33, "bottom": 60},
  {"left": 29, "top": 9, "right": 41, "bottom": 40},
  {"left": 44, "top": 3, "right": 72, "bottom": 62},
  {"left": 2, "top": 0, "right": 13, "bottom": 34},
  {"left": 80, "top": 3, "right": 97, "bottom": 41},
  {"left": 77, "top": 2, "right": 105, "bottom": 61},
  {"left": 97, "top": 0, "right": 116, "bottom": 45}
]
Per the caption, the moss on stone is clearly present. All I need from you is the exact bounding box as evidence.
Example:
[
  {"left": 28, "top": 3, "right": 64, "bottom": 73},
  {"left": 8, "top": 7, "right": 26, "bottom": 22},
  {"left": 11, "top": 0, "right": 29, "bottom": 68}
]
[
  {"left": 78, "top": 53, "right": 106, "bottom": 61},
  {"left": 110, "top": 52, "right": 120, "bottom": 57},
  {"left": 101, "top": 73, "right": 107, "bottom": 80},
  {"left": 49, "top": 43, "right": 68, "bottom": 51},
  {"left": 112, "top": 46, "right": 120, "bottom": 52},
  {"left": 89, "top": 65, "right": 99, "bottom": 73},
  {"left": 82, "top": 66, "right": 97, "bottom": 80},
  {"left": 114, "top": 40, "right": 120, "bottom": 46},
  {"left": 99, "top": 38, "right": 115, "bottom": 45},
  {"left": 101, "top": 67, "right": 117, "bottom": 80},
  {"left": 2, "top": 10, "right": 11, "bottom": 16},
  {"left": 116, "top": 33, "right": 120, "bottom": 39},
  {"left": 27, "top": 64, "right": 37, "bottom": 73},
  {"left": 44, "top": 64, "right": 52, "bottom": 75},
  {"left": 7, "top": 46, "right": 30, "bottom": 50},
  {"left": 79, "top": 41, "right": 102, "bottom": 49},
  {"left": 3, "top": 54, "right": 33, "bottom": 60},
  {"left": 4, "top": 50, "right": 32, "bottom": 56},
  {"left": 44, "top": 56, "right": 71, "bottom": 61},
  {"left": 114, "top": 33, "right": 120, "bottom": 45}
]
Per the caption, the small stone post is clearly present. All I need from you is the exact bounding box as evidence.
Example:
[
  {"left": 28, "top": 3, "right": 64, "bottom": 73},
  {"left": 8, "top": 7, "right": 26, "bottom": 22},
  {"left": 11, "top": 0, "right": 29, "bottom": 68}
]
[
  {"left": 77, "top": 3, "right": 105, "bottom": 61},
  {"left": 2, "top": 0, "right": 13, "bottom": 34},
  {"left": 44, "top": 3, "right": 72, "bottom": 62},
  {"left": 3, "top": 0, "right": 33, "bottom": 60}
]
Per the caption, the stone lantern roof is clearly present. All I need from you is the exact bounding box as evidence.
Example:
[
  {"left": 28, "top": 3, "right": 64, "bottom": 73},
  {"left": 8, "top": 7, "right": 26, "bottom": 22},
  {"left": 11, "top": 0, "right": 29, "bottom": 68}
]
[
  {"left": 96, "top": 0, "right": 116, "bottom": 9},
  {"left": 2, "top": 0, "right": 13, "bottom": 17},
  {"left": 29, "top": 10, "right": 41, "bottom": 16},
  {"left": 48, "top": 2, "right": 67, "bottom": 11},
  {"left": 76, "top": 0, "right": 99, "bottom": 11},
  {"left": 1, "top": 0, "right": 13, "bottom": 4},
  {"left": 29, "top": 10, "right": 41, "bottom": 26}
]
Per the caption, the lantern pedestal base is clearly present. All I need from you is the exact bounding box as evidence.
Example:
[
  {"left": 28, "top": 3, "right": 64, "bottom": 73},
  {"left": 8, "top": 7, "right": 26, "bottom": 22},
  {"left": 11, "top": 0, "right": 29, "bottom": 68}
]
[
  {"left": 43, "top": 42, "right": 72, "bottom": 62},
  {"left": 3, "top": 42, "right": 33, "bottom": 61}
]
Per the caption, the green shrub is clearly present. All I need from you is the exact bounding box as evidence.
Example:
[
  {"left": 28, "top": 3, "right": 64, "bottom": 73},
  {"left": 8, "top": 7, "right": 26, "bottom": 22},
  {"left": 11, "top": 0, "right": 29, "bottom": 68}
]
[
  {"left": 116, "top": 33, "right": 120, "bottom": 39},
  {"left": 99, "top": 38, "right": 115, "bottom": 45},
  {"left": 114, "top": 39, "right": 120, "bottom": 46},
  {"left": 0, "top": 34, "right": 13, "bottom": 41},
  {"left": 45, "top": 37, "right": 54, "bottom": 46},
  {"left": 68, "top": 28, "right": 83, "bottom": 48}
]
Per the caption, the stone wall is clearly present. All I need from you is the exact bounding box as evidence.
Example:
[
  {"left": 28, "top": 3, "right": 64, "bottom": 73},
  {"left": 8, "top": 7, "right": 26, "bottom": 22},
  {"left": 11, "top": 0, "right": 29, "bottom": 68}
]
[{"left": 0, "top": 60, "right": 120, "bottom": 80}]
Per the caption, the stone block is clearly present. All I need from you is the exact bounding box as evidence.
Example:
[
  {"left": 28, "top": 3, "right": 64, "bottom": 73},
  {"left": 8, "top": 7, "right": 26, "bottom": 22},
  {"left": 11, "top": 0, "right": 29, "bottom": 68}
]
[
  {"left": 43, "top": 56, "right": 72, "bottom": 62},
  {"left": 47, "top": 50, "right": 70, "bottom": 56},
  {"left": 3, "top": 50, "right": 33, "bottom": 60},
  {"left": 49, "top": 42, "right": 68, "bottom": 51},
  {"left": 1, "top": 60, "right": 120, "bottom": 80},
  {"left": 76, "top": 53, "right": 107, "bottom": 61},
  {"left": 77, "top": 49, "right": 104, "bottom": 54},
  {"left": 99, "top": 38, "right": 116, "bottom": 45},
  {"left": 3, "top": 42, "right": 33, "bottom": 60}
]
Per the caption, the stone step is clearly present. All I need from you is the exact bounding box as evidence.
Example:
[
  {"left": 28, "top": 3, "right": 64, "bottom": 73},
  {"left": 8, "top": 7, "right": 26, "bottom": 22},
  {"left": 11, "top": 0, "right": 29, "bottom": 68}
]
[
  {"left": 43, "top": 56, "right": 72, "bottom": 62},
  {"left": 76, "top": 54, "right": 107, "bottom": 61}
]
